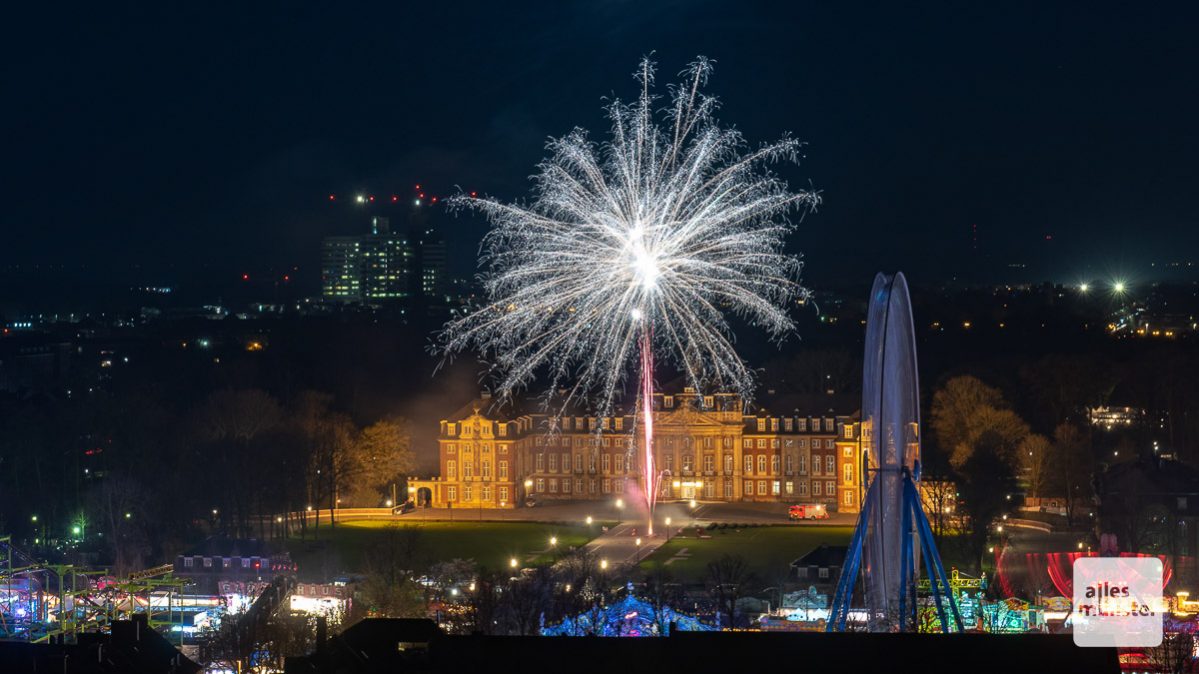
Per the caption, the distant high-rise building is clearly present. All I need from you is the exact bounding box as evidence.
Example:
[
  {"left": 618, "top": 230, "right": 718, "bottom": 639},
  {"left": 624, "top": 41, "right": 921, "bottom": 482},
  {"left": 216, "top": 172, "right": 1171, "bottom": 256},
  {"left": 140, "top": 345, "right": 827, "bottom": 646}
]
[
  {"left": 321, "top": 215, "right": 453, "bottom": 307},
  {"left": 321, "top": 216, "right": 414, "bottom": 304},
  {"left": 321, "top": 236, "right": 362, "bottom": 302},
  {"left": 417, "top": 229, "right": 447, "bottom": 300}
]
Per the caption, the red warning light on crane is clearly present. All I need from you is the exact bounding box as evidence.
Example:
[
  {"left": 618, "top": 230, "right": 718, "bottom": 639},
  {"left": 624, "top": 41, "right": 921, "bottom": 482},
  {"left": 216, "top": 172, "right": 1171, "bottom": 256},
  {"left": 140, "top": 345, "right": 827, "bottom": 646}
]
[
  {"left": 328, "top": 194, "right": 336, "bottom": 201},
  {"left": 242, "top": 273, "right": 250, "bottom": 281}
]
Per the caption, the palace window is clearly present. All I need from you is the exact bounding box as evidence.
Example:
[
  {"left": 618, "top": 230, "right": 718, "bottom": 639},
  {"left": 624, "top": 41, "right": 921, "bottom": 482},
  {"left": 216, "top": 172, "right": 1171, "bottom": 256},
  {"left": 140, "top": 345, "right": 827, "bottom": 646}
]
[
  {"left": 682, "top": 455, "right": 693, "bottom": 472},
  {"left": 725, "top": 455, "right": 734, "bottom": 473},
  {"left": 590, "top": 479, "right": 597, "bottom": 494},
  {"left": 844, "top": 425, "right": 854, "bottom": 439},
  {"left": 786, "top": 481, "right": 794, "bottom": 495},
  {"left": 536, "top": 454, "right": 544, "bottom": 471},
  {"left": 771, "top": 456, "right": 779, "bottom": 474},
  {"left": 744, "top": 480, "right": 753, "bottom": 494},
  {"left": 757, "top": 455, "right": 767, "bottom": 473},
  {"left": 785, "top": 455, "right": 793, "bottom": 473},
  {"left": 704, "top": 455, "right": 715, "bottom": 472},
  {"left": 563, "top": 479, "right": 571, "bottom": 494},
  {"left": 463, "top": 485, "right": 472, "bottom": 501},
  {"left": 844, "top": 490, "right": 854, "bottom": 506},
  {"left": 844, "top": 464, "right": 853, "bottom": 483},
  {"left": 757, "top": 480, "right": 767, "bottom": 495},
  {"left": 499, "top": 425, "right": 507, "bottom": 437},
  {"left": 603, "top": 479, "right": 611, "bottom": 494},
  {"left": 615, "top": 417, "right": 623, "bottom": 431},
  {"left": 575, "top": 454, "right": 583, "bottom": 472},
  {"left": 724, "top": 479, "right": 733, "bottom": 497},
  {"left": 549, "top": 479, "right": 558, "bottom": 493},
  {"left": 799, "top": 482, "right": 809, "bottom": 496},
  {"left": 482, "top": 460, "right": 491, "bottom": 479},
  {"left": 772, "top": 480, "right": 780, "bottom": 496},
  {"left": 500, "top": 486, "right": 508, "bottom": 503},
  {"left": 615, "top": 478, "right": 625, "bottom": 494},
  {"left": 448, "top": 486, "right": 457, "bottom": 501},
  {"left": 826, "top": 439, "right": 835, "bottom": 449},
  {"left": 798, "top": 455, "right": 807, "bottom": 474},
  {"left": 744, "top": 456, "right": 753, "bottom": 473},
  {"left": 482, "top": 443, "right": 491, "bottom": 453},
  {"left": 447, "top": 423, "right": 457, "bottom": 436},
  {"left": 799, "top": 438, "right": 808, "bottom": 450},
  {"left": 813, "top": 482, "right": 822, "bottom": 496},
  {"left": 548, "top": 454, "right": 557, "bottom": 472},
  {"left": 756, "top": 418, "right": 766, "bottom": 432},
  {"left": 771, "top": 419, "right": 778, "bottom": 432},
  {"left": 447, "top": 443, "right": 456, "bottom": 454},
  {"left": 535, "top": 478, "right": 545, "bottom": 493},
  {"left": 562, "top": 453, "right": 570, "bottom": 472},
  {"left": 813, "top": 459, "right": 821, "bottom": 476},
  {"left": 827, "top": 481, "right": 835, "bottom": 495},
  {"left": 499, "top": 461, "right": 509, "bottom": 479},
  {"left": 743, "top": 439, "right": 752, "bottom": 449},
  {"left": 798, "top": 418, "right": 807, "bottom": 432},
  {"left": 482, "top": 485, "right": 492, "bottom": 501},
  {"left": 704, "top": 436, "right": 713, "bottom": 449},
  {"left": 724, "top": 436, "right": 732, "bottom": 448},
  {"left": 785, "top": 418, "right": 793, "bottom": 432},
  {"left": 824, "top": 418, "right": 834, "bottom": 432},
  {"left": 603, "top": 454, "right": 611, "bottom": 473},
  {"left": 756, "top": 439, "right": 766, "bottom": 449},
  {"left": 826, "top": 456, "right": 836, "bottom": 474},
  {"left": 463, "top": 462, "right": 473, "bottom": 479},
  {"left": 447, "top": 460, "right": 457, "bottom": 479},
  {"left": 576, "top": 479, "right": 584, "bottom": 494},
  {"left": 844, "top": 446, "right": 852, "bottom": 457}
]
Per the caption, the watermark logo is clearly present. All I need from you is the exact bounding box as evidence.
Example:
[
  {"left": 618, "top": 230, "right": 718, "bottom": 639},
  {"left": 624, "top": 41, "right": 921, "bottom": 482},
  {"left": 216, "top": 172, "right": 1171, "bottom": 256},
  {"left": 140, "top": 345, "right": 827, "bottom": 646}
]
[{"left": 1073, "top": 557, "right": 1163, "bottom": 647}]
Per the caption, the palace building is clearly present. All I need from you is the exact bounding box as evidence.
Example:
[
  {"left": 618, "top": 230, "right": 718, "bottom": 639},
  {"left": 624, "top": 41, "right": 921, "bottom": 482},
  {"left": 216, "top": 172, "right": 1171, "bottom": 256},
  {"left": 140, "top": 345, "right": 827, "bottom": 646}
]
[{"left": 408, "top": 388, "right": 863, "bottom": 513}]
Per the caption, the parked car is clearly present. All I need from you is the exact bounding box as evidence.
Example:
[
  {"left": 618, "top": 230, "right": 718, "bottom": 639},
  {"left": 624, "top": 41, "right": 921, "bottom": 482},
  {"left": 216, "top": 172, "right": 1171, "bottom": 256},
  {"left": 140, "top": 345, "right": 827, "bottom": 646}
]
[
  {"left": 789, "top": 504, "right": 829, "bottom": 520},
  {"left": 393, "top": 500, "right": 415, "bottom": 515}
]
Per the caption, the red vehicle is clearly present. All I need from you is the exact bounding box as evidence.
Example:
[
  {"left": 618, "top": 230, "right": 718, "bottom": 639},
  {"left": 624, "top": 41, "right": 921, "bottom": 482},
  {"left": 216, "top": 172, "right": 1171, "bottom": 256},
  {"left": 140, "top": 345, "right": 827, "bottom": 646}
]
[{"left": 789, "top": 504, "right": 829, "bottom": 520}]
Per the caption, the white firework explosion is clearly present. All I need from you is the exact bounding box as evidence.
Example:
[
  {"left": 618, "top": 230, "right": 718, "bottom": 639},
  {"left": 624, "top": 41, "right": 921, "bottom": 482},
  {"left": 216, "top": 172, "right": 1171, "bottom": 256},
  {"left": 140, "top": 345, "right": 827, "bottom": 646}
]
[{"left": 440, "top": 55, "right": 818, "bottom": 420}]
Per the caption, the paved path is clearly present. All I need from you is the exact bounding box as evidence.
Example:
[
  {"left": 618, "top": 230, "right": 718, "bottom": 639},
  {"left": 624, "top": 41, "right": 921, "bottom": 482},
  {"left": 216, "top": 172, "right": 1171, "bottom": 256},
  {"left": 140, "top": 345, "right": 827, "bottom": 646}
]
[{"left": 578, "top": 515, "right": 711, "bottom": 568}]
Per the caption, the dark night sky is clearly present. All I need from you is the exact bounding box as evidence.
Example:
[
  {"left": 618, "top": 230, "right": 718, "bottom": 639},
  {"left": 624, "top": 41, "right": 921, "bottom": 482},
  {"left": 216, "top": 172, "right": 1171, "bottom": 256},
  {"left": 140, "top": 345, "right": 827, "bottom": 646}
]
[{"left": 4, "top": 1, "right": 1198, "bottom": 294}]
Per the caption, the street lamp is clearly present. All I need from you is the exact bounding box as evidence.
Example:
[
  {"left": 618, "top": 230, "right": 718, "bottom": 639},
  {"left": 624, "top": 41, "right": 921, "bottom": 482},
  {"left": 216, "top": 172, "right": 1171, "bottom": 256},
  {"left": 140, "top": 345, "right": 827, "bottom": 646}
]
[
  {"left": 615, "top": 498, "right": 624, "bottom": 509},
  {"left": 664, "top": 517, "right": 672, "bottom": 539},
  {"left": 689, "top": 499, "right": 697, "bottom": 509},
  {"left": 509, "top": 557, "right": 519, "bottom": 569},
  {"left": 600, "top": 559, "right": 609, "bottom": 570},
  {"left": 549, "top": 536, "right": 558, "bottom": 547},
  {"left": 585, "top": 516, "right": 593, "bottom": 525}
]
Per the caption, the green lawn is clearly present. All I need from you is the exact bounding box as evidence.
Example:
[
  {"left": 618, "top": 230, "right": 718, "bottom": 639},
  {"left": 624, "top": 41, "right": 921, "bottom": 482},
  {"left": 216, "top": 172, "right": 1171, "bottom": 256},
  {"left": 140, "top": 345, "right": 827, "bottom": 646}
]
[
  {"left": 285, "top": 520, "right": 605, "bottom": 581},
  {"left": 639, "top": 525, "right": 854, "bottom": 583}
]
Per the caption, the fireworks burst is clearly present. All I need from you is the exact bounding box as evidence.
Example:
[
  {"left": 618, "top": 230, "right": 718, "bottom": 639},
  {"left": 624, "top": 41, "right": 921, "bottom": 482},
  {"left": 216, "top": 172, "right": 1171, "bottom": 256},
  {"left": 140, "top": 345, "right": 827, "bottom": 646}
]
[{"left": 440, "top": 57, "right": 818, "bottom": 530}]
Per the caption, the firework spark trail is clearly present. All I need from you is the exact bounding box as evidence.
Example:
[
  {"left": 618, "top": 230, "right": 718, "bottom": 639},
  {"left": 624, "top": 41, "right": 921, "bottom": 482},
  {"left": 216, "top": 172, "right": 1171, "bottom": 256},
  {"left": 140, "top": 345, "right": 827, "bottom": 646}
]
[{"left": 439, "top": 56, "right": 818, "bottom": 532}]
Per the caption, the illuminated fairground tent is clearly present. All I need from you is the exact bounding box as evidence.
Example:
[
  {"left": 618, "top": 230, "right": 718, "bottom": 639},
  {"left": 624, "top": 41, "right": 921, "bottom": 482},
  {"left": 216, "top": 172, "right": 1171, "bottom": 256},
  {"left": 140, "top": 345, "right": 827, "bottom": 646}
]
[{"left": 540, "top": 585, "right": 715, "bottom": 637}]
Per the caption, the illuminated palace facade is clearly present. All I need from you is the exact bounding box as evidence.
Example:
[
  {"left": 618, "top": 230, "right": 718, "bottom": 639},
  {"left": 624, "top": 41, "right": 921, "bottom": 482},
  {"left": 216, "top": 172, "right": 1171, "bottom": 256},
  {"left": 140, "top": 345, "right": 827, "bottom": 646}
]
[{"left": 409, "top": 389, "right": 863, "bottom": 513}]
